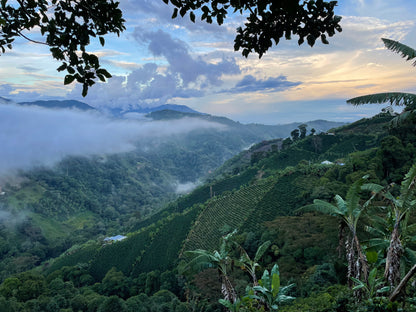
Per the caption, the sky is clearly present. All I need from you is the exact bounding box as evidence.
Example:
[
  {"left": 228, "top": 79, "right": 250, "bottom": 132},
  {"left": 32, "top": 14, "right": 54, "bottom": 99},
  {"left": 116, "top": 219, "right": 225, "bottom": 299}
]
[{"left": 1, "top": 0, "right": 416, "bottom": 124}]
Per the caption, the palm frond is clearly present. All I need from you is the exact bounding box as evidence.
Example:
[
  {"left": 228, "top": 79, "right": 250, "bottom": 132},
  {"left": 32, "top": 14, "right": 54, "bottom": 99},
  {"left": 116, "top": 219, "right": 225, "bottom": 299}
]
[
  {"left": 365, "top": 237, "right": 389, "bottom": 249},
  {"left": 361, "top": 183, "right": 384, "bottom": 194},
  {"left": 334, "top": 194, "right": 347, "bottom": 213},
  {"left": 401, "top": 163, "right": 416, "bottom": 192},
  {"left": 254, "top": 240, "right": 271, "bottom": 262},
  {"left": 382, "top": 38, "right": 416, "bottom": 66},
  {"left": 346, "top": 179, "right": 364, "bottom": 216},
  {"left": 347, "top": 92, "right": 416, "bottom": 107},
  {"left": 399, "top": 164, "right": 416, "bottom": 210},
  {"left": 297, "top": 200, "right": 343, "bottom": 217},
  {"left": 403, "top": 248, "right": 416, "bottom": 265}
]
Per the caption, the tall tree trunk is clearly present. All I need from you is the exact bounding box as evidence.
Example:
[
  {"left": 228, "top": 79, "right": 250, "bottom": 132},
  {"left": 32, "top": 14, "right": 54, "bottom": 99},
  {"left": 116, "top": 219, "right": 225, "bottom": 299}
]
[
  {"left": 384, "top": 225, "right": 403, "bottom": 286},
  {"left": 221, "top": 275, "right": 237, "bottom": 303},
  {"left": 354, "top": 234, "right": 369, "bottom": 284},
  {"left": 389, "top": 264, "right": 416, "bottom": 302},
  {"left": 346, "top": 238, "right": 354, "bottom": 287}
]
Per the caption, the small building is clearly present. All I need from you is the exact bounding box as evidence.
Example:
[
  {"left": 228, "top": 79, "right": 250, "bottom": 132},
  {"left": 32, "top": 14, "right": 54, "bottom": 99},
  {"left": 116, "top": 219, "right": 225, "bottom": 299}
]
[{"left": 103, "top": 235, "right": 126, "bottom": 243}]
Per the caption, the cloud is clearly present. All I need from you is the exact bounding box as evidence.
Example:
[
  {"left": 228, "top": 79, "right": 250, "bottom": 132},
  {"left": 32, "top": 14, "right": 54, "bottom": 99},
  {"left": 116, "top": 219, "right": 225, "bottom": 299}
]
[
  {"left": 17, "top": 65, "right": 39, "bottom": 72},
  {"left": 120, "top": 0, "right": 230, "bottom": 38},
  {"left": 0, "top": 85, "right": 67, "bottom": 103},
  {"left": 70, "top": 29, "right": 240, "bottom": 109},
  {"left": 133, "top": 28, "right": 240, "bottom": 85},
  {"left": 175, "top": 181, "right": 199, "bottom": 194},
  {"left": 69, "top": 65, "right": 204, "bottom": 109},
  {"left": 0, "top": 104, "right": 227, "bottom": 177},
  {"left": 223, "top": 75, "right": 302, "bottom": 93}
]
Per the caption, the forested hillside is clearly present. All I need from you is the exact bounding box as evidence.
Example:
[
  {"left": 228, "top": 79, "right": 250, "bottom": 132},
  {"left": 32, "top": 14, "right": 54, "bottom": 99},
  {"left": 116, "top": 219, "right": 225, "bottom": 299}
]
[
  {"left": 2, "top": 110, "right": 415, "bottom": 311},
  {"left": 0, "top": 108, "right": 343, "bottom": 282}
]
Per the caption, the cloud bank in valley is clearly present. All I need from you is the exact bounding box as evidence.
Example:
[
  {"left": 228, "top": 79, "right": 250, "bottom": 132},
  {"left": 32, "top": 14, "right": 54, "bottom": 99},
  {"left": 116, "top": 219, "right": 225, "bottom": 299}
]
[{"left": 0, "top": 104, "right": 226, "bottom": 177}]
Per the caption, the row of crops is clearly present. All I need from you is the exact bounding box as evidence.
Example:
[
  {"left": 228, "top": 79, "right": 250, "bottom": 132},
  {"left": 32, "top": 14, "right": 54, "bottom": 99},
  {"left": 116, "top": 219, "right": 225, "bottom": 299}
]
[{"left": 182, "top": 178, "right": 275, "bottom": 253}]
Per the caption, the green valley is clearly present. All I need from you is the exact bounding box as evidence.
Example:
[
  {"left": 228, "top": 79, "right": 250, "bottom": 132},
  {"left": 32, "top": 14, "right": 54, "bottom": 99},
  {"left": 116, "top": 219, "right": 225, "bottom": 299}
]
[{"left": 1, "top": 109, "right": 416, "bottom": 311}]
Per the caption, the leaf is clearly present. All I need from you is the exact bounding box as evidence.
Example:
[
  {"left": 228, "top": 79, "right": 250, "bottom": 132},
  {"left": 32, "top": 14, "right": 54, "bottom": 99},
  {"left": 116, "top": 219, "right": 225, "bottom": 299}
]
[
  {"left": 64, "top": 75, "right": 75, "bottom": 85},
  {"left": 218, "top": 299, "right": 233, "bottom": 309},
  {"left": 254, "top": 241, "right": 271, "bottom": 262},
  {"left": 57, "top": 63, "right": 67, "bottom": 72},
  {"left": 82, "top": 84, "right": 88, "bottom": 97},
  {"left": 297, "top": 200, "right": 343, "bottom": 217},
  {"left": 97, "top": 74, "right": 106, "bottom": 82},
  {"left": 271, "top": 271, "right": 280, "bottom": 298},
  {"left": 321, "top": 34, "right": 329, "bottom": 44},
  {"left": 307, "top": 34, "right": 316, "bottom": 46},
  {"left": 368, "top": 267, "right": 377, "bottom": 286},
  {"left": 172, "top": 8, "right": 178, "bottom": 19},
  {"left": 96, "top": 68, "right": 112, "bottom": 78},
  {"left": 347, "top": 92, "right": 416, "bottom": 107},
  {"left": 99, "top": 36, "right": 105, "bottom": 46},
  {"left": 366, "top": 250, "right": 378, "bottom": 264},
  {"left": 377, "top": 286, "right": 391, "bottom": 293},
  {"left": 382, "top": 38, "right": 416, "bottom": 66},
  {"left": 190, "top": 11, "right": 195, "bottom": 23}
]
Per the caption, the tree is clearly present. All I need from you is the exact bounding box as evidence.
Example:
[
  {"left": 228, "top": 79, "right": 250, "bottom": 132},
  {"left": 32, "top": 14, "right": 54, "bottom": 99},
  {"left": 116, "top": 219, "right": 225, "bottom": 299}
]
[
  {"left": 163, "top": 0, "right": 342, "bottom": 58},
  {"left": 347, "top": 38, "right": 416, "bottom": 126},
  {"left": 367, "top": 164, "right": 416, "bottom": 287},
  {"left": 235, "top": 240, "right": 271, "bottom": 286},
  {"left": 248, "top": 264, "right": 295, "bottom": 311},
  {"left": 298, "top": 177, "right": 376, "bottom": 287},
  {"left": 0, "top": 0, "right": 125, "bottom": 96},
  {"left": 298, "top": 124, "right": 308, "bottom": 139},
  {"left": 290, "top": 129, "right": 300, "bottom": 141},
  {"left": 180, "top": 230, "right": 238, "bottom": 303}
]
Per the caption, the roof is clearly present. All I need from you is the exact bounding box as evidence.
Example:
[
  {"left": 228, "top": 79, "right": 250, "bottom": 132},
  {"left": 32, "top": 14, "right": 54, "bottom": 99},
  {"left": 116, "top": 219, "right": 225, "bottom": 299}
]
[{"left": 104, "top": 235, "right": 126, "bottom": 242}]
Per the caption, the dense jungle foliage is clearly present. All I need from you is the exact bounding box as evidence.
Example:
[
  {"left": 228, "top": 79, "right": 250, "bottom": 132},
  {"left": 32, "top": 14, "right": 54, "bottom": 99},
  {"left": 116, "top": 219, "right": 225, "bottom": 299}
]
[{"left": 1, "top": 111, "right": 416, "bottom": 311}]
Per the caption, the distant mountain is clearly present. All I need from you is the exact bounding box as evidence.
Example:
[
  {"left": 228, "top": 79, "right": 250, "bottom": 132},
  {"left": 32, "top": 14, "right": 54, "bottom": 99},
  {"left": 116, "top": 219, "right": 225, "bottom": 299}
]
[
  {"left": 17, "top": 100, "right": 95, "bottom": 110},
  {"left": 0, "top": 96, "right": 14, "bottom": 105},
  {"left": 147, "top": 110, "right": 347, "bottom": 138},
  {"left": 107, "top": 104, "right": 203, "bottom": 118}
]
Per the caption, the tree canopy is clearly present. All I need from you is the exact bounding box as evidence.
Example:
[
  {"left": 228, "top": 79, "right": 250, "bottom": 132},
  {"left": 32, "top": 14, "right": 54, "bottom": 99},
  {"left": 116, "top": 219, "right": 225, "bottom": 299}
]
[
  {"left": 0, "top": 0, "right": 125, "bottom": 96},
  {"left": 164, "top": 0, "right": 342, "bottom": 57}
]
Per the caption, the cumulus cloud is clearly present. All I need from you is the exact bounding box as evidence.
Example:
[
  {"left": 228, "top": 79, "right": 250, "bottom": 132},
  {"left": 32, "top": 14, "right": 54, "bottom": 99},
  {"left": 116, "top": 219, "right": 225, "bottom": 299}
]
[
  {"left": 0, "top": 104, "right": 227, "bottom": 176},
  {"left": 70, "top": 28, "right": 240, "bottom": 109},
  {"left": 223, "top": 75, "right": 302, "bottom": 93},
  {"left": 133, "top": 28, "right": 240, "bottom": 86}
]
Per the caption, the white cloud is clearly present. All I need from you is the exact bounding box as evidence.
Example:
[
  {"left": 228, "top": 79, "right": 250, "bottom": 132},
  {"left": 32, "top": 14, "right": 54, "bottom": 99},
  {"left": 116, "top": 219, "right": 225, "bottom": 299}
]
[{"left": 0, "top": 104, "right": 226, "bottom": 176}]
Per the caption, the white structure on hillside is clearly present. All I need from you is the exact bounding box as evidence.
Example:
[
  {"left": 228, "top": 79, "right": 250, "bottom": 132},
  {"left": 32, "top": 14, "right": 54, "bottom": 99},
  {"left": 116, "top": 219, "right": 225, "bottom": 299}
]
[{"left": 104, "top": 235, "right": 126, "bottom": 243}]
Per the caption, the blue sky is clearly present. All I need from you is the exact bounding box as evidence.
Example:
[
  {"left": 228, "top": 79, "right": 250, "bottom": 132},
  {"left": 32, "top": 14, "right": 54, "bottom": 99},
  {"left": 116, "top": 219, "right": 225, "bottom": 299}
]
[{"left": 1, "top": 0, "right": 416, "bottom": 124}]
